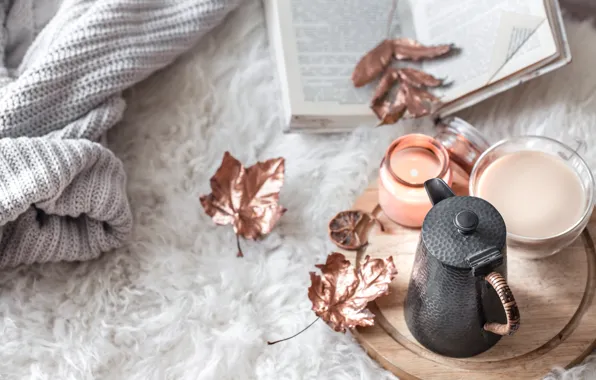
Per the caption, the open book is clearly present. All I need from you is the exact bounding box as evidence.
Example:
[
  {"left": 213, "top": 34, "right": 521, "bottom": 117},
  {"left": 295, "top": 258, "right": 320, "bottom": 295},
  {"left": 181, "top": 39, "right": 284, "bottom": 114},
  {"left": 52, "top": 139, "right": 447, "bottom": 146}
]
[{"left": 264, "top": 0, "right": 571, "bottom": 133}]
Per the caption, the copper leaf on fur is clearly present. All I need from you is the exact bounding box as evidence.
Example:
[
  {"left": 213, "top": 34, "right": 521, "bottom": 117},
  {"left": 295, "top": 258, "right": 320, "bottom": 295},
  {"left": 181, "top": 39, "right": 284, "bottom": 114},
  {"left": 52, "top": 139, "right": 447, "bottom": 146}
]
[
  {"left": 267, "top": 252, "right": 397, "bottom": 344},
  {"left": 308, "top": 253, "right": 398, "bottom": 332},
  {"left": 200, "top": 152, "right": 286, "bottom": 257}
]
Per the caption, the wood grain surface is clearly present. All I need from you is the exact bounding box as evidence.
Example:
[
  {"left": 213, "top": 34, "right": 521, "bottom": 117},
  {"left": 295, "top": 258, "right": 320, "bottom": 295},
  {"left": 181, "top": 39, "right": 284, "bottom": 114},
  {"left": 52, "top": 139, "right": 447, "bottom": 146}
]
[{"left": 343, "top": 180, "right": 596, "bottom": 380}]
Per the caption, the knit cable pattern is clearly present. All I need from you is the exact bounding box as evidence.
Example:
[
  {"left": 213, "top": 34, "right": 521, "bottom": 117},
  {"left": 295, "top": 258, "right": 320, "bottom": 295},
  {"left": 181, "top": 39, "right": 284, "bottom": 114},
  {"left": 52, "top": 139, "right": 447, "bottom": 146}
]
[{"left": 0, "top": 0, "right": 242, "bottom": 267}]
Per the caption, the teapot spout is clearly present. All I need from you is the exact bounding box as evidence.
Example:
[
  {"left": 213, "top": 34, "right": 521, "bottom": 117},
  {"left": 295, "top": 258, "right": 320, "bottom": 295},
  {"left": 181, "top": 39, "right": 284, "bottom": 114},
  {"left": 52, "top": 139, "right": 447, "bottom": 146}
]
[{"left": 424, "top": 178, "right": 455, "bottom": 206}]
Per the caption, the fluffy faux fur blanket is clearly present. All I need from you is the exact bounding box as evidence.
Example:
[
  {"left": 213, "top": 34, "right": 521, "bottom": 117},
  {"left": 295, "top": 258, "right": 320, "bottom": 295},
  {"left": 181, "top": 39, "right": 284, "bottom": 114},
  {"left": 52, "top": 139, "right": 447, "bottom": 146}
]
[{"left": 0, "top": 1, "right": 593, "bottom": 379}]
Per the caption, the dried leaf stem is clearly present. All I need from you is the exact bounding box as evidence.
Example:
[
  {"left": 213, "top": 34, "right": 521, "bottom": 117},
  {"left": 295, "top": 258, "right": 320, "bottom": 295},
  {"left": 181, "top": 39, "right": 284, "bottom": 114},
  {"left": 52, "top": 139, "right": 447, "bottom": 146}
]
[
  {"left": 309, "top": 253, "right": 398, "bottom": 332},
  {"left": 236, "top": 235, "right": 243, "bottom": 258},
  {"left": 371, "top": 215, "right": 385, "bottom": 232},
  {"left": 267, "top": 317, "right": 320, "bottom": 345}
]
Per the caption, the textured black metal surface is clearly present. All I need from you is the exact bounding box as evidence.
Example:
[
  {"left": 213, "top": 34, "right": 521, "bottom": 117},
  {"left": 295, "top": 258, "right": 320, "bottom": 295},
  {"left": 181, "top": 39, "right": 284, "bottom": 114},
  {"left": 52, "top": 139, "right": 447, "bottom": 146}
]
[
  {"left": 404, "top": 238, "right": 507, "bottom": 358},
  {"left": 421, "top": 196, "right": 507, "bottom": 268},
  {"left": 405, "top": 192, "right": 509, "bottom": 358}
]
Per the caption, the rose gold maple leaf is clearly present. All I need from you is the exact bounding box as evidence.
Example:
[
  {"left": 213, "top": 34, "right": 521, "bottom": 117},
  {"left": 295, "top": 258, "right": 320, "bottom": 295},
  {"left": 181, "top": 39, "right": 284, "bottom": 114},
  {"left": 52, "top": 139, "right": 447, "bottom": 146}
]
[
  {"left": 308, "top": 252, "right": 397, "bottom": 332},
  {"left": 200, "top": 152, "right": 286, "bottom": 256}
]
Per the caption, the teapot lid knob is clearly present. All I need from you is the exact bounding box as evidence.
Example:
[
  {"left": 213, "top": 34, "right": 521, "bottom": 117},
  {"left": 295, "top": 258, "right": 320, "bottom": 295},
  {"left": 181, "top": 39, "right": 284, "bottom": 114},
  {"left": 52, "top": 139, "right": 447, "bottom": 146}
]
[
  {"left": 454, "top": 210, "right": 479, "bottom": 234},
  {"left": 421, "top": 195, "right": 506, "bottom": 269}
]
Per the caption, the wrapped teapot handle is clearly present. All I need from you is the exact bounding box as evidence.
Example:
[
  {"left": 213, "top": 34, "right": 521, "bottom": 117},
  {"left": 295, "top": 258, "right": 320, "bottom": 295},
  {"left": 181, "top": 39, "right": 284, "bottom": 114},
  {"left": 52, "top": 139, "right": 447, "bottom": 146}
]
[{"left": 483, "top": 272, "right": 520, "bottom": 336}]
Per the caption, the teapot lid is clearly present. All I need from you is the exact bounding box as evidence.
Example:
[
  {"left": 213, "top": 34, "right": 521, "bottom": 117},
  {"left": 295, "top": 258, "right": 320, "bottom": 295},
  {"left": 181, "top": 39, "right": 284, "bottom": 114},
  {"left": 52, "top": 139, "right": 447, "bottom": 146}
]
[{"left": 422, "top": 195, "right": 507, "bottom": 269}]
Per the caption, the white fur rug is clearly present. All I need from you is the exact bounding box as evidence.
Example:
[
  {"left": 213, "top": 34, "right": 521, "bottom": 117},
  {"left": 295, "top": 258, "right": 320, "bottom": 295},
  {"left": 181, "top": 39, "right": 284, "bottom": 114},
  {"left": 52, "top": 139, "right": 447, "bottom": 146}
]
[{"left": 0, "top": 1, "right": 594, "bottom": 379}]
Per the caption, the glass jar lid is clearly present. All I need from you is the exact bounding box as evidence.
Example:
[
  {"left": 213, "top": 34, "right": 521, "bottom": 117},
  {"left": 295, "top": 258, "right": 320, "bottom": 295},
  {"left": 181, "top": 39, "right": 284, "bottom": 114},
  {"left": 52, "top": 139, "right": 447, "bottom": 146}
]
[{"left": 434, "top": 117, "right": 491, "bottom": 174}]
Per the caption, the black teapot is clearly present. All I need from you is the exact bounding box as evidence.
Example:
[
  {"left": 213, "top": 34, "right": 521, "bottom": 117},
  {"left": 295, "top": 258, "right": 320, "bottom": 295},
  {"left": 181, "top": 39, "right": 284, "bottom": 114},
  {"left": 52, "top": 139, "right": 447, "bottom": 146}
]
[{"left": 404, "top": 178, "right": 520, "bottom": 358}]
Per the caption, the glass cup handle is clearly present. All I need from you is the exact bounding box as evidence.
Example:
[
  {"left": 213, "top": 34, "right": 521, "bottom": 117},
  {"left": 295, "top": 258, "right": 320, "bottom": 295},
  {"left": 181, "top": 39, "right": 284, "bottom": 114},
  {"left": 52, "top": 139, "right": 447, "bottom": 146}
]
[
  {"left": 575, "top": 138, "right": 587, "bottom": 156},
  {"left": 483, "top": 272, "right": 521, "bottom": 336},
  {"left": 558, "top": 137, "right": 587, "bottom": 160}
]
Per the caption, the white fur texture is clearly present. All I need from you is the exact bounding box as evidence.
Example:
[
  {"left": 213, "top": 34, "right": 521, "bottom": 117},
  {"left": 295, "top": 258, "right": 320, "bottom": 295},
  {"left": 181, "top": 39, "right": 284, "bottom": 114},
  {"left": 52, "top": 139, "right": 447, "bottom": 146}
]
[{"left": 0, "top": 1, "right": 594, "bottom": 379}]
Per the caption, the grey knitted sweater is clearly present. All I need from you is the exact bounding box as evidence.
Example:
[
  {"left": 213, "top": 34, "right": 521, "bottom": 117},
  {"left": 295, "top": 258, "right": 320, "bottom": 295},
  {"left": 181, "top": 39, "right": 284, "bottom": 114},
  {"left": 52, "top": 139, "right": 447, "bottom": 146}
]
[{"left": 0, "top": 0, "right": 241, "bottom": 268}]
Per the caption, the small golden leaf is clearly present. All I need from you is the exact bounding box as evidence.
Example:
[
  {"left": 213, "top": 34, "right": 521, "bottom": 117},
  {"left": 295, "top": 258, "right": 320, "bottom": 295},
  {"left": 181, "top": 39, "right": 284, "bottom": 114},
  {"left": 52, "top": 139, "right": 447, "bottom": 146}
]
[{"left": 308, "top": 252, "right": 398, "bottom": 332}]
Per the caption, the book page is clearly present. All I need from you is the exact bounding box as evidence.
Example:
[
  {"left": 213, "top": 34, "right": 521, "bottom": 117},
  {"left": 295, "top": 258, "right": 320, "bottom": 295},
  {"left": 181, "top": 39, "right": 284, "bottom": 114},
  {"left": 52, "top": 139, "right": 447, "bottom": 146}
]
[
  {"left": 278, "top": 0, "right": 415, "bottom": 117},
  {"left": 412, "top": 0, "right": 557, "bottom": 102},
  {"left": 266, "top": 0, "right": 566, "bottom": 132}
]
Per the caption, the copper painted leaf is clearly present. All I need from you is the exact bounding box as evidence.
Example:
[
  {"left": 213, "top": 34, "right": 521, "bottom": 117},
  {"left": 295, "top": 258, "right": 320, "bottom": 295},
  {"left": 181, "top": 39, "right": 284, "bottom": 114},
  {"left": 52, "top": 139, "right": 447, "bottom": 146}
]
[
  {"left": 392, "top": 38, "right": 453, "bottom": 61},
  {"left": 375, "top": 101, "right": 407, "bottom": 126},
  {"left": 398, "top": 83, "right": 428, "bottom": 117},
  {"left": 397, "top": 68, "right": 443, "bottom": 88},
  {"left": 308, "top": 252, "right": 398, "bottom": 332},
  {"left": 352, "top": 37, "right": 454, "bottom": 125},
  {"left": 200, "top": 152, "right": 286, "bottom": 240},
  {"left": 370, "top": 67, "right": 399, "bottom": 106},
  {"left": 352, "top": 39, "right": 394, "bottom": 87},
  {"left": 374, "top": 81, "right": 441, "bottom": 126},
  {"left": 371, "top": 100, "right": 391, "bottom": 120},
  {"left": 369, "top": 67, "right": 444, "bottom": 126},
  {"left": 400, "top": 82, "right": 440, "bottom": 118}
]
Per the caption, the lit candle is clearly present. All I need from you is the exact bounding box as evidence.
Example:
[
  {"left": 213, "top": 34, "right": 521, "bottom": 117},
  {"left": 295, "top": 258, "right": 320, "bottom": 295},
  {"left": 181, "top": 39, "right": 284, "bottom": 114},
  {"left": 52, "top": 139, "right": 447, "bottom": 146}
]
[
  {"left": 379, "top": 134, "right": 453, "bottom": 227},
  {"left": 389, "top": 147, "right": 442, "bottom": 184}
]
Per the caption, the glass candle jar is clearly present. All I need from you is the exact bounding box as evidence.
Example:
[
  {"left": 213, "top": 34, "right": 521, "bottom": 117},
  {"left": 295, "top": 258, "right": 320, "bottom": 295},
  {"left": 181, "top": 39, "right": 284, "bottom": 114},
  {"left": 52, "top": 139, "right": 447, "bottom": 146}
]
[
  {"left": 379, "top": 134, "right": 453, "bottom": 227},
  {"left": 469, "top": 136, "right": 594, "bottom": 259},
  {"left": 435, "top": 117, "right": 491, "bottom": 174},
  {"left": 435, "top": 117, "right": 491, "bottom": 196}
]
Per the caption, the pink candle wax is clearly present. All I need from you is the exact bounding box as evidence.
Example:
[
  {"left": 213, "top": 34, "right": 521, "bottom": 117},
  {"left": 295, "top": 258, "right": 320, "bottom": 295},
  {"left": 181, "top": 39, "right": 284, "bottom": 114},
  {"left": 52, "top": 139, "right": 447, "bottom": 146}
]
[
  {"left": 379, "top": 134, "right": 452, "bottom": 227},
  {"left": 389, "top": 147, "right": 442, "bottom": 184}
]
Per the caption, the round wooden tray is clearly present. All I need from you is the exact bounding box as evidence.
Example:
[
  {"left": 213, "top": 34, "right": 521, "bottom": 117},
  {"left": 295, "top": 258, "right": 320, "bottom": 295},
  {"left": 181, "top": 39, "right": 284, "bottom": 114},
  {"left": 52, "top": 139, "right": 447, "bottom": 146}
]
[{"left": 345, "top": 180, "right": 596, "bottom": 380}]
